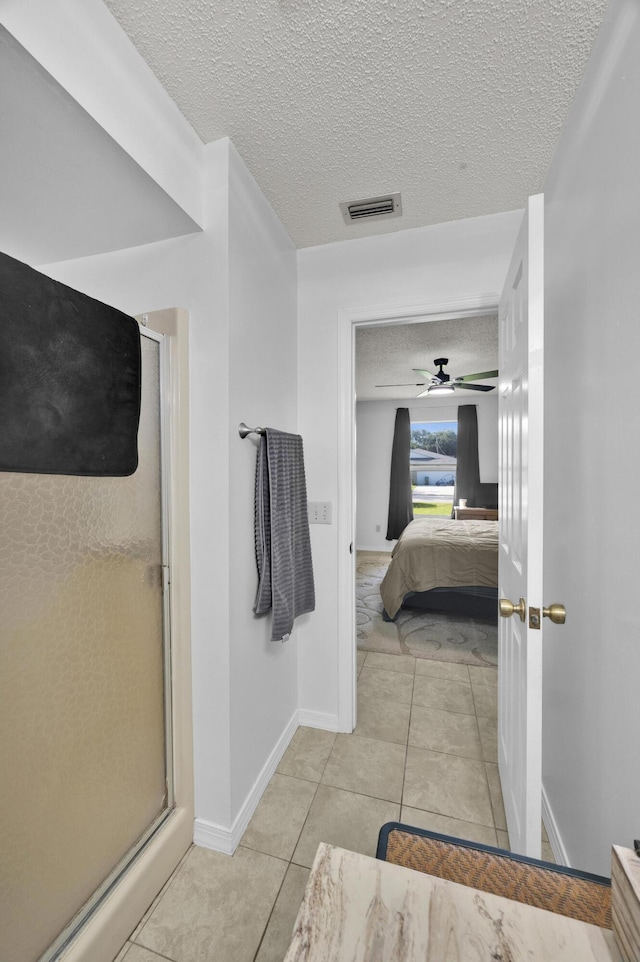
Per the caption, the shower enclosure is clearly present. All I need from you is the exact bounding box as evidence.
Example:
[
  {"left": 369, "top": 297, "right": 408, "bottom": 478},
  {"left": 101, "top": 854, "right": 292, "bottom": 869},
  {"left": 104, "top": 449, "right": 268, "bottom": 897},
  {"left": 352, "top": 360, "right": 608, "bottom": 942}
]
[{"left": 0, "top": 327, "right": 173, "bottom": 962}]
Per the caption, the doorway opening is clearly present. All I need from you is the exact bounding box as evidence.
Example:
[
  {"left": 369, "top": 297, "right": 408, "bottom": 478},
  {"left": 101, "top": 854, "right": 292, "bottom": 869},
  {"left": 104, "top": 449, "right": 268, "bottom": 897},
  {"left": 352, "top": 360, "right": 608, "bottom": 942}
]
[
  {"left": 354, "top": 313, "right": 499, "bottom": 662},
  {"left": 339, "top": 300, "right": 501, "bottom": 712},
  {"left": 336, "top": 295, "right": 532, "bottom": 853}
]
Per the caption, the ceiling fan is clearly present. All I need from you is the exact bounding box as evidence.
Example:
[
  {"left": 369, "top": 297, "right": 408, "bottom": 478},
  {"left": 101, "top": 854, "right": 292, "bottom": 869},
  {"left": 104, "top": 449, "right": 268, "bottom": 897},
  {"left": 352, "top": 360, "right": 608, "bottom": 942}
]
[{"left": 376, "top": 358, "right": 499, "bottom": 396}]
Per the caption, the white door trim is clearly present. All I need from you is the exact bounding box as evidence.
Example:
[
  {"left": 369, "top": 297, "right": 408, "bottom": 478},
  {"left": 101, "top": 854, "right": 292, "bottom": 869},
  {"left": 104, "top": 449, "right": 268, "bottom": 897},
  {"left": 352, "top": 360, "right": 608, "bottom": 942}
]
[{"left": 336, "top": 293, "right": 501, "bottom": 731}]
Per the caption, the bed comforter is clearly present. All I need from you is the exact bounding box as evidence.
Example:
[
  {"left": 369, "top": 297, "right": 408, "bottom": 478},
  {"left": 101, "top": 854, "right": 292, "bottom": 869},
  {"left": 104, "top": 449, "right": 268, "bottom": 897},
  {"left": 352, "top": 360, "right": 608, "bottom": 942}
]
[{"left": 379, "top": 518, "right": 499, "bottom": 618}]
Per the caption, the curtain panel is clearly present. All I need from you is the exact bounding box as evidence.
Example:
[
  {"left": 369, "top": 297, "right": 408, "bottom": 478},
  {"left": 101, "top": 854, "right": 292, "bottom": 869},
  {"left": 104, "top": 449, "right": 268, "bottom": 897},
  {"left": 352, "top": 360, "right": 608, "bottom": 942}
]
[
  {"left": 453, "top": 404, "right": 481, "bottom": 512},
  {"left": 386, "top": 407, "right": 414, "bottom": 540},
  {"left": 453, "top": 404, "right": 498, "bottom": 512}
]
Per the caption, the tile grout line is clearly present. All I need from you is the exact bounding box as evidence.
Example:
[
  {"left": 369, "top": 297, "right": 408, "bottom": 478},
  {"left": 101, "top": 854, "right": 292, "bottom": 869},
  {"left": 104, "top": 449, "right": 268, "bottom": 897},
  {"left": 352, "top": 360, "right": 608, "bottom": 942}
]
[
  {"left": 410, "top": 702, "right": 487, "bottom": 720},
  {"left": 124, "top": 944, "right": 179, "bottom": 962},
  {"left": 249, "top": 733, "right": 339, "bottom": 962},
  {"left": 470, "top": 675, "right": 485, "bottom": 774},
  {"left": 399, "top": 661, "right": 417, "bottom": 816},
  {"left": 277, "top": 730, "right": 338, "bottom": 870},
  {"left": 484, "top": 759, "right": 506, "bottom": 835},
  {"left": 249, "top": 857, "right": 292, "bottom": 962},
  {"left": 129, "top": 844, "right": 193, "bottom": 950},
  {"left": 362, "top": 655, "right": 417, "bottom": 675},
  {"left": 240, "top": 727, "right": 342, "bottom": 960},
  {"left": 301, "top": 780, "right": 421, "bottom": 811},
  {"left": 401, "top": 663, "right": 499, "bottom": 834},
  {"left": 466, "top": 673, "right": 498, "bottom": 835}
]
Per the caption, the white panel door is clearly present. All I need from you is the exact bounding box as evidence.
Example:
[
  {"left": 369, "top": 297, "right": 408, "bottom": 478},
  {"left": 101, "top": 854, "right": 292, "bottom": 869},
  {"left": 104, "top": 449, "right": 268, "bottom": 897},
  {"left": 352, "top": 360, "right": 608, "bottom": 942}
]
[{"left": 498, "top": 193, "right": 544, "bottom": 858}]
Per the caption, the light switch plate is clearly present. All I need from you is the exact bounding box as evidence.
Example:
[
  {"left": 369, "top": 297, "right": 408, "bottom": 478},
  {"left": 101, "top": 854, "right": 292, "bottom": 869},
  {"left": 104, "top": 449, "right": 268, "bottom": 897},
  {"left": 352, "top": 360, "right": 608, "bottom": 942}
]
[{"left": 308, "top": 501, "right": 332, "bottom": 524}]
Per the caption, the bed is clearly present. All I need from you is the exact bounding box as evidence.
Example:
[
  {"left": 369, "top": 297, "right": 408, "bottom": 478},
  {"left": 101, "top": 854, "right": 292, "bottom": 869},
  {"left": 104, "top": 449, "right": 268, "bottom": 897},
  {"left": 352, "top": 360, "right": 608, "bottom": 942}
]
[{"left": 380, "top": 518, "right": 499, "bottom": 621}]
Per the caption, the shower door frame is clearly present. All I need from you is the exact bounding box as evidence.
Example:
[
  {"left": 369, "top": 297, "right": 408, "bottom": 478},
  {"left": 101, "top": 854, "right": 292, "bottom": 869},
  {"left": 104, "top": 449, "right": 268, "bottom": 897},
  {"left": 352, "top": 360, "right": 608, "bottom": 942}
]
[{"left": 51, "top": 309, "right": 194, "bottom": 962}]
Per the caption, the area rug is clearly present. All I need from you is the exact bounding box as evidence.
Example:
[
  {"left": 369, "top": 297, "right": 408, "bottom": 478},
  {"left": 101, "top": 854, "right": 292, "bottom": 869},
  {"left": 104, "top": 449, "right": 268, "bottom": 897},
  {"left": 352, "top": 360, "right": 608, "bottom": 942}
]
[{"left": 357, "top": 551, "right": 498, "bottom": 667}]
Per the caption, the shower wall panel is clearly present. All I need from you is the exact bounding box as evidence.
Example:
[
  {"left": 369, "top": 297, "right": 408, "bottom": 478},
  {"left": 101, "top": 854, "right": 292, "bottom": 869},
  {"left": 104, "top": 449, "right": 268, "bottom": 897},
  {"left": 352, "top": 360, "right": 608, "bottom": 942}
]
[{"left": 0, "top": 334, "right": 168, "bottom": 962}]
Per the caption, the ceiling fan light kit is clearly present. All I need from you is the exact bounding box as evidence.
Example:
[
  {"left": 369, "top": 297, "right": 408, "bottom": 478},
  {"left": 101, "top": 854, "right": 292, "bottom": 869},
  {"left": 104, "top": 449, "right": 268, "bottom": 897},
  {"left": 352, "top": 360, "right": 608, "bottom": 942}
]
[{"left": 417, "top": 383, "right": 455, "bottom": 396}]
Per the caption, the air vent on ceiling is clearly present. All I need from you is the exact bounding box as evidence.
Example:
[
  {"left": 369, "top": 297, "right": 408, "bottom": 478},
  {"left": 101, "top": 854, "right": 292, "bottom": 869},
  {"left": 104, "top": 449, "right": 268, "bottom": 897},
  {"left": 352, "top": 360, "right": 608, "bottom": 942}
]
[{"left": 339, "top": 192, "right": 402, "bottom": 225}]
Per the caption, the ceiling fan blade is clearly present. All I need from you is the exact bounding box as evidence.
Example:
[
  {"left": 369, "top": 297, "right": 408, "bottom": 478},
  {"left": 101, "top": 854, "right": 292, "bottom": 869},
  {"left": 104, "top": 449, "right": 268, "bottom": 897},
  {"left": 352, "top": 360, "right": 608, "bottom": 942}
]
[
  {"left": 413, "top": 368, "right": 437, "bottom": 380},
  {"left": 455, "top": 382, "right": 495, "bottom": 392},
  {"left": 375, "top": 382, "right": 425, "bottom": 387},
  {"left": 455, "top": 369, "right": 499, "bottom": 382}
]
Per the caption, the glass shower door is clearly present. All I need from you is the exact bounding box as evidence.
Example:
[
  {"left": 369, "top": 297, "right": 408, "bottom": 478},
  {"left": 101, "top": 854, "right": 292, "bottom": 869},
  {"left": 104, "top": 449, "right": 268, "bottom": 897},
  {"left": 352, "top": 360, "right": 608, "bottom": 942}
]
[{"left": 0, "top": 330, "right": 172, "bottom": 962}]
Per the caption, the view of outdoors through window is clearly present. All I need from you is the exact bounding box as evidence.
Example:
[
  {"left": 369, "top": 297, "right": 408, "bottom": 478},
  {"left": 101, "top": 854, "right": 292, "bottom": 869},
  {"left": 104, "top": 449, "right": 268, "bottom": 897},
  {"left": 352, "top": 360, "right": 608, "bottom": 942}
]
[{"left": 410, "top": 420, "right": 458, "bottom": 515}]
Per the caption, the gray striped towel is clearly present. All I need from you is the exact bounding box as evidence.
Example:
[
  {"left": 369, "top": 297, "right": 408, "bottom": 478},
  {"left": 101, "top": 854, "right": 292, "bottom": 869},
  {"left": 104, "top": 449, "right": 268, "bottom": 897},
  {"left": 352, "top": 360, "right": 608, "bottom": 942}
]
[{"left": 254, "top": 428, "right": 315, "bottom": 641}]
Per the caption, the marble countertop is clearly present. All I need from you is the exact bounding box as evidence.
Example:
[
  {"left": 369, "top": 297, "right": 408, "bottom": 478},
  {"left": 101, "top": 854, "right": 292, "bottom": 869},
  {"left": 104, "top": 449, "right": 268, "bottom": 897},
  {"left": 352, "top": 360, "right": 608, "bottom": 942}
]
[{"left": 284, "top": 843, "right": 622, "bottom": 962}]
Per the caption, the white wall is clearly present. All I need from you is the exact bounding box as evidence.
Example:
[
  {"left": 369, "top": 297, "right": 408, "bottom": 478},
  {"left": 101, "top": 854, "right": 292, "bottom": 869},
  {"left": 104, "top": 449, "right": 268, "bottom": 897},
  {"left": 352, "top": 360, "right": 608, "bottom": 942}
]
[
  {"left": 356, "top": 395, "right": 498, "bottom": 551},
  {"left": 227, "top": 142, "right": 299, "bottom": 818},
  {"left": 34, "top": 142, "right": 235, "bottom": 837},
  {"left": 8, "top": 0, "right": 301, "bottom": 855},
  {"left": 541, "top": 0, "right": 640, "bottom": 875},
  {"left": 296, "top": 211, "right": 521, "bottom": 725},
  {"left": 2, "top": 0, "right": 204, "bottom": 226},
  {"left": 37, "top": 139, "right": 299, "bottom": 847}
]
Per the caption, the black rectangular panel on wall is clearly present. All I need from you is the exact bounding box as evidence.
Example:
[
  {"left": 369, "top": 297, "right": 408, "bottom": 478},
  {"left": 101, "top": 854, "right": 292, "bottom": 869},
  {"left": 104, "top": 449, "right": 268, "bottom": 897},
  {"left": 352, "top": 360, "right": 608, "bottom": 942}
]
[{"left": 0, "top": 251, "right": 141, "bottom": 476}]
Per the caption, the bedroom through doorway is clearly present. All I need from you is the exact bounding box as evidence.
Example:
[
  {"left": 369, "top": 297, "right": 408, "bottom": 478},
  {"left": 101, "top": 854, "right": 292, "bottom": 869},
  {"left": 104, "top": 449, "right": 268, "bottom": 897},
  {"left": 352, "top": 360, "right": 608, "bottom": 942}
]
[
  {"left": 351, "top": 309, "right": 533, "bottom": 853},
  {"left": 354, "top": 312, "right": 500, "bottom": 670}
]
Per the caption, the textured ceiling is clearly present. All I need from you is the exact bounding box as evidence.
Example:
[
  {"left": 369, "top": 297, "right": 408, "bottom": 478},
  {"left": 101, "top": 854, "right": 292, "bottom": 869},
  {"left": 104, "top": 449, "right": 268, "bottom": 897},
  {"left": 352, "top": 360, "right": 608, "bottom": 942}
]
[
  {"left": 356, "top": 314, "right": 498, "bottom": 401},
  {"left": 102, "top": 0, "right": 608, "bottom": 248}
]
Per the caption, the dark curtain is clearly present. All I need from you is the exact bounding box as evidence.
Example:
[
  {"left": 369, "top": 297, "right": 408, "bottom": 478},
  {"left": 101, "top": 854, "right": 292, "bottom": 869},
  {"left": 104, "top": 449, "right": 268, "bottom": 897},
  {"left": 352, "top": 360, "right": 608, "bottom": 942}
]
[
  {"left": 386, "top": 407, "right": 414, "bottom": 540},
  {"left": 453, "top": 405, "right": 480, "bottom": 511},
  {"left": 452, "top": 404, "right": 498, "bottom": 513}
]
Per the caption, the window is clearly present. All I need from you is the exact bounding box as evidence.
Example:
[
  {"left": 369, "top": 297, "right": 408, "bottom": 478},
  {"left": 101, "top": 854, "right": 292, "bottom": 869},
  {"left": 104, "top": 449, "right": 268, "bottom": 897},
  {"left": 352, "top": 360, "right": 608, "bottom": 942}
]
[{"left": 410, "top": 420, "right": 457, "bottom": 515}]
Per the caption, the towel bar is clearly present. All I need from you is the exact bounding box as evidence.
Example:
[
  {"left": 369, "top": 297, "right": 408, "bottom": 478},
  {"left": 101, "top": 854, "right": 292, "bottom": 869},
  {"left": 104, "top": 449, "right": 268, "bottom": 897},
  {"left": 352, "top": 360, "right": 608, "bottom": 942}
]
[{"left": 238, "top": 422, "right": 265, "bottom": 439}]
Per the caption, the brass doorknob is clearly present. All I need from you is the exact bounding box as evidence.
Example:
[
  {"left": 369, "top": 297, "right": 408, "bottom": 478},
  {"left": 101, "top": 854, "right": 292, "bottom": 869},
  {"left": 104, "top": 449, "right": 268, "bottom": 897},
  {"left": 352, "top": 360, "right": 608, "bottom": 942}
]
[
  {"left": 543, "top": 603, "right": 566, "bottom": 625},
  {"left": 499, "top": 597, "right": 526, "bottom": 622}
]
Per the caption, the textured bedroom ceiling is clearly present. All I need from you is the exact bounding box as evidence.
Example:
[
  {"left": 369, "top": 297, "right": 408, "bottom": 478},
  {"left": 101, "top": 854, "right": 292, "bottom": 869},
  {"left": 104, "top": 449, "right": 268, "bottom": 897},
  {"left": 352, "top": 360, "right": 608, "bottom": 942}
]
[
  {"left": 356, "top": 314, "right": 498, "bottom": 401},
  {"left": 102, "top": 0, "right": 608, "bottom": 248}
]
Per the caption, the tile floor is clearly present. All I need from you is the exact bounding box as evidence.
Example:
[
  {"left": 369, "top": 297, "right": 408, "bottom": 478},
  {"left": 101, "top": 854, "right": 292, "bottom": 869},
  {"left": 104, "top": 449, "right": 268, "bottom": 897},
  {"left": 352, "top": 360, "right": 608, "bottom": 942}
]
[{"left": 115, "top": 651, "right": 552, "bottom": 962}]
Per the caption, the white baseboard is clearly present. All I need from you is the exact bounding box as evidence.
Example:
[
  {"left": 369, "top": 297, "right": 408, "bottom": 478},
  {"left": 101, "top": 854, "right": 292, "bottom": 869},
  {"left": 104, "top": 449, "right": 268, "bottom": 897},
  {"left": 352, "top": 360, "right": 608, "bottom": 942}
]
[
  {"left": 193, "top": 709, "right": 341, "bottom": 855},
  {"left": 194, "top": 709, "right": 299, "bottom": 856},
  {"left": 297, "top": 709, "right": 340, "bottom": 732},
  {"left": 541, "top": 780, "right": 570, "bottom": 867},
  {"left": 193, "top": 816, "right": 237, "bottom": 856}
]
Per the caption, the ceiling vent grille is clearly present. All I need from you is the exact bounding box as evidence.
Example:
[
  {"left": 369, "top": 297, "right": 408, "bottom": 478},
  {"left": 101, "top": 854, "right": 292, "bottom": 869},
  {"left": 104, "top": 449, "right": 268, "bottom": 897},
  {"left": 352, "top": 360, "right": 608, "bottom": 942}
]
[{"left": 339, "top": 192, "right": 402, "bottom": 225}]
